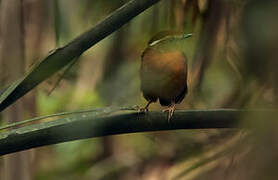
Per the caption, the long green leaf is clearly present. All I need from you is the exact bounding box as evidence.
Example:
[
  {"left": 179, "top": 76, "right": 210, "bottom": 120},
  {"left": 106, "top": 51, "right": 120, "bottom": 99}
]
[
  {"left": 0, "top": 108, "right": 242, "bottom": 156},
  {"left": 0, "top": 0, "right": 161, "bottom": 112}
]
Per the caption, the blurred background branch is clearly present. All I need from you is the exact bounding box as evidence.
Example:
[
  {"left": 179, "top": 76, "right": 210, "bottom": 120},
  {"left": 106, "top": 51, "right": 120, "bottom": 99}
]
[{"left": 0, "top": 0, "right": 31, "bottom": 179}]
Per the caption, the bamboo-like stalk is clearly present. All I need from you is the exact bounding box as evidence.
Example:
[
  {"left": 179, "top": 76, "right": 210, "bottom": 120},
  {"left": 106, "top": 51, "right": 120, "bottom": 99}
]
[{"left": 0, "top": 108, "right": 244, "bottom": 156}]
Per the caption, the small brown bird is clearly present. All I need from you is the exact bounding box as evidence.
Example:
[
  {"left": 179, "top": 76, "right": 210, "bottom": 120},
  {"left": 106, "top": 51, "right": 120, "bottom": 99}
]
[{"left": 140, "top": 32, "right": 192, "bottom": 120}]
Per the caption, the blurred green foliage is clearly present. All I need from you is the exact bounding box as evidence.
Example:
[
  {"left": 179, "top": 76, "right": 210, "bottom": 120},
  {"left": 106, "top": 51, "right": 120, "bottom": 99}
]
[{"left": 1, "top": 0, "right": 278, "bottom": 179}]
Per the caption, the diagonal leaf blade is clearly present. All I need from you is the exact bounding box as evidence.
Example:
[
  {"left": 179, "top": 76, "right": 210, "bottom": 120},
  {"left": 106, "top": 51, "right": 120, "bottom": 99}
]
[{"left": 0, "top": 0, "right": 161, "bottom": 112}]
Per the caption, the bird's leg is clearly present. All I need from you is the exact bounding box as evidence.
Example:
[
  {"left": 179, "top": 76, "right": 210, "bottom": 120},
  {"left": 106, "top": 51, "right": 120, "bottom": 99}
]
[
  {"left": 139, "top": 101, "right": 152, "bottom": 113},
  {"left": 162, "top": 104, "right": 176, "bottom": 122}
]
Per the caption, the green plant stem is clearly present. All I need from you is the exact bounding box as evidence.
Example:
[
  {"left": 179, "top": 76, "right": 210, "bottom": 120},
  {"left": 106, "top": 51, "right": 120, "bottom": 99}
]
[
  {"left": 0, "top": 109, "right": 243, "bottom": 156},
  {"left": 0, "top": 106, "right": 138, "bottom": 131}
]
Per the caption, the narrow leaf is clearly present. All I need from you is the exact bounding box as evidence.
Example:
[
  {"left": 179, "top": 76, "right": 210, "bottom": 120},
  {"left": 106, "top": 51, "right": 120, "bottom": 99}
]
[
  {"left": 0, "top": 0, "right": 161, "bottom": 112},
  {"left": 0, "top": 108, "right": 242, "bottom": 156}
]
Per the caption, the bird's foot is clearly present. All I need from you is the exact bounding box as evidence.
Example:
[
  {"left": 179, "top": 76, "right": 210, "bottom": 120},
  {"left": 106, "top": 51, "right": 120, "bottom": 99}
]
[
  {"left": 162, "top": 105, "right": 176, "bottom": 123},
  {"left": 138, "top": 101, "right": 152, "bottom": 113},
  {"left": 139, "top": 107, "right": 149, "bottom": 113}
]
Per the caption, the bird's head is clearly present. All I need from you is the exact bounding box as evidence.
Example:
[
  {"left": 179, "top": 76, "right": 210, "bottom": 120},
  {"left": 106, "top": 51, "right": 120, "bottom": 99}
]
[{"left": 147, "top": 31, "right": 193, "bottom": 53}]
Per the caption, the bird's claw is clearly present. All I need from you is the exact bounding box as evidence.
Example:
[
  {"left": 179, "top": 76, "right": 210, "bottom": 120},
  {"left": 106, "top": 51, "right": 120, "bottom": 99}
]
[
  {"left": 139, "top": 107, "right": 149, "bottom": 113},
  {"left": 138, "top": 101, "right": 152, "bottom": 113},
  {"left": 162, "top": 105, "right": 175, "bottom": 123}
]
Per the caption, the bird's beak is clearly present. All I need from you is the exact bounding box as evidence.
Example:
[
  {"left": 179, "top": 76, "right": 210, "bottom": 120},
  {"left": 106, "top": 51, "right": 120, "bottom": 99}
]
[{"left": 181, "top": 33, "right": 193, "bottom": 39}]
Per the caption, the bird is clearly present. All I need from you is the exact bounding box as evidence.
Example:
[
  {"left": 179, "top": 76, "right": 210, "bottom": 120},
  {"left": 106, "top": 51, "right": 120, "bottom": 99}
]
[{"left": 140, "top": 32, "right": 192, "bottom": 121}]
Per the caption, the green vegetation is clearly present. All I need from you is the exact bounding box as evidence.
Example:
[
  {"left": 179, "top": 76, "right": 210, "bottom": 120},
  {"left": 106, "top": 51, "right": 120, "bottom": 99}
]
[{"left": 1, "top": 0, "right": 278, "bottom": 179}]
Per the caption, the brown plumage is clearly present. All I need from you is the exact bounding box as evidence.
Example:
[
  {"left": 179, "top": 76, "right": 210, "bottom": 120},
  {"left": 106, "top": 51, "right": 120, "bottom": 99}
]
[{"left": 140, "top": 34, "right": 189, "bottom": 120}]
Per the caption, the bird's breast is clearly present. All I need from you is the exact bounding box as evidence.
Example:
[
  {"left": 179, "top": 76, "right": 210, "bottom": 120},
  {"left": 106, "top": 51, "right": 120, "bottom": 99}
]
[{"left": 140, "top": 48, "right": 187, "bottom": 101}]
